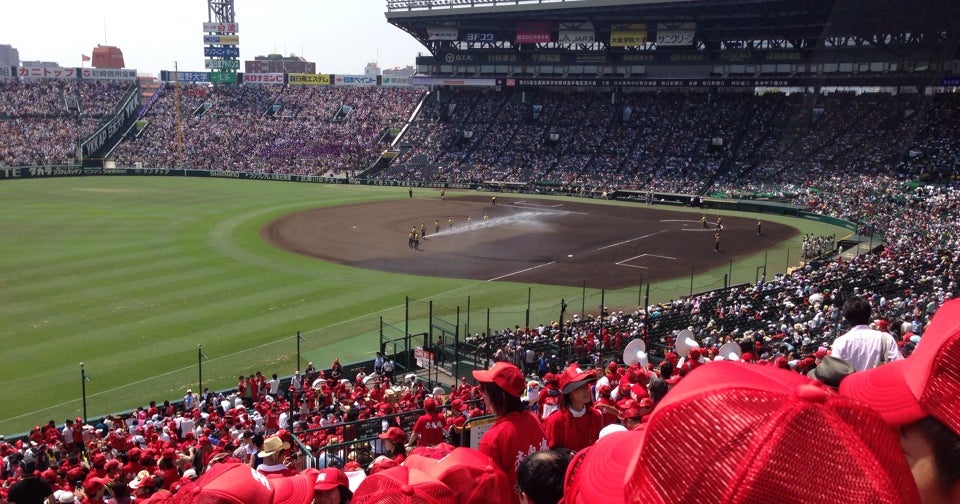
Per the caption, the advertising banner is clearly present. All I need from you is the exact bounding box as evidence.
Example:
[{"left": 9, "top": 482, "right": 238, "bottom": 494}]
[
  {"left": 160, "top": 71, "right": 211, "bottom": 83},
  {"left": 288, "top": 73, "right": 330, "bottom": 85},
  {"left": 506, "top": 77, "right": 793, "bottom": 88},
  {"left": 529, "top": 53, "right": 564, "bottom": 64},
  {"left": 203, "top": 35, "right": 240, "bottom": 45},
  {"left": 242, "top": 73, "right": 284, "bottom": 84},
  {"left": 463, "top": 32, "right": 496, "bottom": 43},
  {"left": 656, "top": 30, "right": 695, "bottom": 46},
  {"left": 209, "top": 71, "right": 237, "bottom": 84},
  {"left": 610, "top": 24, "right": 647, "bottom": 47},
  {"left": 19, "top": 66, "right": 76, "bottom": 80},
  {"left": 427, "top": 27, "right": 458, "bottom": 41},
  {"left": 515, "top": 21, "right": 551, "bottom": 44},
  {"left": 656, "top": 23, "right": 695, "bottom": 46},
  {"left": 558, "top": 30, "right": 595, "bottom": 45},
  {"left": 202, "top": 22, "right": 239, "bottom": 33},
  {"left": 483, "top": 52, "right": 520, "bottom": 64},
  {"left": 558, "top": 22, "right": 595, "bottom": 46},
  {"left": 205, "top": 59, "right": 240, "bottom": 70},
  {"left": 574, "top": 53, "right": 608, "bottom": 64},
  {"left": 334, "top": 74, "right": 377, "bottom": 86},
  {"left": 80, "top": 68, "right": 138, "bottom": 81},
  {"left": 440, "top": 52, "right": 478, "bottom": 64},
  {"left": 381, "top": 76, "right": 411, "bottom": 87},
  {"left": 410, "top": 77, "right": 497, "bottom": 87},
  {"left": 204, "top": 46, "right": 240, "bottom": 58}
]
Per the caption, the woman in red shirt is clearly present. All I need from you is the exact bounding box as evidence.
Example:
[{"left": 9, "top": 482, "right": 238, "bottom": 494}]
[
  {"left": 472, "top": 362, "right": 548, "bottom": 504},
  {"left": 543, "top": 363, "right": 602, "bottom": 452}
]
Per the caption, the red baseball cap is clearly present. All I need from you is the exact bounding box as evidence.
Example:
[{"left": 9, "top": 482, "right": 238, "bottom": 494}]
[
  {"left": 404, "top": 448, "right": 512, "bottom": 504},
  {"left": 83, "top": 477, "right": 108, "bottom": 495},
  {"left": 378, "top": 426, "right": 407, "bottom": 445},
  {"left": 306, "top": 467, "right": 349, "bottom": 492},
  {"left": 472, "top": 362, "right": 524, "bottom": 397},
  {"left": 173, "top": 462, "right": 313, "bottom": 504},
  {"left": 564, "top": 430, "right": 639, "bottom": 504},
  {"left": 352, "top": 465, "right": 455, "bottom": 504},
  {"left": 559, "top": 364, "right": 597, "bottom": 395},
  {"left": 624, "top": 361, "right": 920, "bottom": 504},
  {"left": 841, "top": 298, "right": 960, "bottom": 435}
]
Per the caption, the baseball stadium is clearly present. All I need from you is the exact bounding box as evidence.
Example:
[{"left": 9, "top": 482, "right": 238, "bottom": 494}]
[{"left": 1, "top": 0, "right": 959, "bottom": 502}]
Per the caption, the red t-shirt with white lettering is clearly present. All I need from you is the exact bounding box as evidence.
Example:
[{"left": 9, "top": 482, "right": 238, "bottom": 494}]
[{"left": 412, "top": 412, "right": 446, "bottom": 446}]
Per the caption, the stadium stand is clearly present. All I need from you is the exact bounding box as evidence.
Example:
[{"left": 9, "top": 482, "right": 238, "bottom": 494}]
[{"left": 3, "top": 0, "right": 960, "bottom": 499}]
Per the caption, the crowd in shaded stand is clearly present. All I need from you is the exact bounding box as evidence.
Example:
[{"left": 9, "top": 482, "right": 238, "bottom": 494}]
[
  {"left": 385, "top": 90, "right": 959, "bottom": 196},
  {"left": 0, "top": 81, "right": 129, "bottom": 166}
]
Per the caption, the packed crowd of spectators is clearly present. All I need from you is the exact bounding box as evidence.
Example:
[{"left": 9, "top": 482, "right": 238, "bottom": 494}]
[
  {"left": 384, "top": 89, "right": 958, "bottom": 197},
  {"left": 109, "top": 84, "right": 423, "bottom": 175},
  {"left": 0, "top": 81, "right": 131, "bottom": 166},
  {"left": 1, "top": 83, "right": 958, "bottom": 503}
]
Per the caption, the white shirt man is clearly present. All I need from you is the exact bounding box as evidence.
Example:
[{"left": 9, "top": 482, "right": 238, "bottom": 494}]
[
  {"left": 268, "top": 374, "right": 280, "bottom": 396},
  {"left": 61, "top": 422, "right": 74, "bottom": 446},
  {"left": 832, "top": 324, "right": 903, "bottom": 371},
  {"left": 832, "top": 296, "right": 904, "bottom": 372}
]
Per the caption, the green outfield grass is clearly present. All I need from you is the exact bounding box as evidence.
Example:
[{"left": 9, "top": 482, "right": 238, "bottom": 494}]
[{"left": 0, "top": 176, "right": 848, "bottom": 435}]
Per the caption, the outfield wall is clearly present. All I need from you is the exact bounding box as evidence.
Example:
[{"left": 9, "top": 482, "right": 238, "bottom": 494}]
[{"left": 0, "top": 166, "right": 856, "bottom": 233}]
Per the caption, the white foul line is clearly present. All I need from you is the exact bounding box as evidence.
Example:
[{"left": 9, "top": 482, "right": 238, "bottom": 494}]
[
  {"left": 617, "top": 253, "right": 677, "bottom": 269},
  {"left": 488, "top": 261, "right": 557, "bottom": 281},
  {"left": 513, "top": 200, "right": 564, "bottom": 209},
  {"left": 596, "top": 230, "right": 669, "bottom": 251}
]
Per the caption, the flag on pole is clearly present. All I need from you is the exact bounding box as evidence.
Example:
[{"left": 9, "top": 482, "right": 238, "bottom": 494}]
[
  {"left": 199, "top": 349, "right": 208, "bottom": 360},
  {"left": 83, "top": 371, "right": 91, "bottom": 382},
  {"left": 82, "top": 54, "right": 91, "bottom": 62}
]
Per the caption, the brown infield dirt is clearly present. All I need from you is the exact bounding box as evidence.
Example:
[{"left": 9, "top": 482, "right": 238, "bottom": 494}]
[{"left": 261, "top": 194, "right": 797, "bottom": 290}]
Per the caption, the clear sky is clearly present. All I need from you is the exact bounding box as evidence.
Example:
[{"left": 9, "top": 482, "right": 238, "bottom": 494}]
[{"left": 2, "top": 0, "right": 428, "bottom": 75}]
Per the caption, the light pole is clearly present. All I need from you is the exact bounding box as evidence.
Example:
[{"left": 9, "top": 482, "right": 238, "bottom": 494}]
[
  {"left": 80, "top": 362, "right": 88, "bottom": 424},
  {"left": 296, "top": 331, "right": 304, "bottom": 373},
  {"left": 198, "top": 345, "right": 206, "bottom": 394}
]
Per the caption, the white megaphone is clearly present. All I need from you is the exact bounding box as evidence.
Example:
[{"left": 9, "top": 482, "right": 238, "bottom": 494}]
[
  {"left": 716, "top": 341, "right": 743, "bottom": 362},
  {"left": 623, "top": 339, "right": 648, "bottom": 368},
  {"left": 674, "top": 329, "right": 699, "bottom": 357}
]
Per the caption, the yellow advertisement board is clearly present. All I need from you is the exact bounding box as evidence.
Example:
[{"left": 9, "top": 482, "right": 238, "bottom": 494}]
[
  {"left": 288, "top": 73, "right": 331, "bottom": 85},
  {"left": 610, "top": 23, "right": 647, "bottom": 47}
]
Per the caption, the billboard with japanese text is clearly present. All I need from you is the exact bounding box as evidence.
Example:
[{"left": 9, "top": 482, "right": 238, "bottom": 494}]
[
  {"left": 427, "top": 27, "right": 458, "bottom": 41},
  {"left": 515, "top": 21, "right": 551, "bottom": 43},
  {"left": 204, "top": 46, "right": 240, "bottom": 58},
  {"left": 202, "top": 22, "right": 239, "bottom": 33},
  {"left": 334, "top": 75, "right": 377, "bottom": 86},
  {"left": 288, "top": 73, "right": 330, "bottom": 85},
  {"left": 610, "top": 24, "right": 647, "bottom": 46},
  {"left": 242, "top": 73, "right": 285, "bottom": 84}
]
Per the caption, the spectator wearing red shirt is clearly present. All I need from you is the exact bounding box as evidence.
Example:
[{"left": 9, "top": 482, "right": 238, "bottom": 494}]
[
  {"left": 543, "top": 364, "right": 603, "bottom": 452},
  {"left": 472, "top": 362, "right": 548, "bottom": 504},
  {"left": 407, "top": 398, "right": 445, "bottom": 447}
]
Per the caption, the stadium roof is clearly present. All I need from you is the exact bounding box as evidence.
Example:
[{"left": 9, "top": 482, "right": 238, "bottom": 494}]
[{"left": 386, "top": 0, "right": 960, "bottom": 58}]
